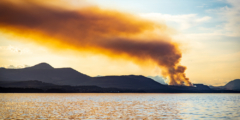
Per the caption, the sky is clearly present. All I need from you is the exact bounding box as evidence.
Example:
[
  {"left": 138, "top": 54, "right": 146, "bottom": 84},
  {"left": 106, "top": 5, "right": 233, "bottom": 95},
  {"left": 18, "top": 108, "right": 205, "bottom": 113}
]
[{"left": 0, "top": 0, "right": 239, "bottom": 86}]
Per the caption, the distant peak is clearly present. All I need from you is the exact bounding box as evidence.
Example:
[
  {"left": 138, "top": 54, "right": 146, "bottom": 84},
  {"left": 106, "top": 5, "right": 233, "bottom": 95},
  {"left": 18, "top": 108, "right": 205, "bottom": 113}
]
[{"left": 29, "top": 63, "right": 54, "bottom": 69}]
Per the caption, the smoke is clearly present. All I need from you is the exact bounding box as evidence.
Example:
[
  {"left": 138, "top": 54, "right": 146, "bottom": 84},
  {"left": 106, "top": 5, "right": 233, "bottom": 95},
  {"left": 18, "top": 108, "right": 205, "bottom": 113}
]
[{"left": 0, "top": 1, "right": 192, "bottom": 86}]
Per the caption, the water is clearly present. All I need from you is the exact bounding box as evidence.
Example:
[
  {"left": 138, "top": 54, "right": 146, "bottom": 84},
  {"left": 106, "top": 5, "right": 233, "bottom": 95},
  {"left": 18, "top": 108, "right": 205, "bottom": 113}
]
[{"left": 0, "top": 93, "right": 240, "bottom": 119}]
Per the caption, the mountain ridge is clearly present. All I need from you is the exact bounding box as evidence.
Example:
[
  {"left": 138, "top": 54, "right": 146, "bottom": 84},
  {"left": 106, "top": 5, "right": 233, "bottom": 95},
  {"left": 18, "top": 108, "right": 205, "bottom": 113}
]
[
  {"left": 1, "top": 63, "right": 239, "bottom": 92},
  {"left": 224, "top": 79, "right": 240, "bottom": 91},
  {"left": 0, "top": 63, "right": 165, "bottom": 90},
  {"left": 25, "top": 63, "right": 54, "bottom": 69},
  {"left": 0, "top": 65, "right": 91, "bottom": 86}
]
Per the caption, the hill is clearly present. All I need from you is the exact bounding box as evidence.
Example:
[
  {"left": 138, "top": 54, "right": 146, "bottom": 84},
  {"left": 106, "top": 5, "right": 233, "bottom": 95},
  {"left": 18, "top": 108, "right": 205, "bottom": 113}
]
[
  {"left": 0, "top": 63, "right": 91, "bottom": 86},
  {"left": 224, "top": 79, "right": 240, "bottom": 91},
  {"left": 0, "top": 63, "right": 166, "bottom": 90},
  {"left": 91, "top": 75, "right": 167, "bottom": 90}
]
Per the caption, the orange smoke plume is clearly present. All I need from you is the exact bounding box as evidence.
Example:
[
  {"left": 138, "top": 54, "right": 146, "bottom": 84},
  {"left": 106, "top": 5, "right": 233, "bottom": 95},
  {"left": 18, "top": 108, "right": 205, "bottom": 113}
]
[{"left": 0, "top": 1, "right": 192, "bottom": 86}]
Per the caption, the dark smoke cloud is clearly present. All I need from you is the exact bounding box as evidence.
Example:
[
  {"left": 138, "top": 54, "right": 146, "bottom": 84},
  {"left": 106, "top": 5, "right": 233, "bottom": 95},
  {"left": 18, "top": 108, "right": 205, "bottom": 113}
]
[{"left": 0, "top": 1, "right": 192, "bottom": 86}]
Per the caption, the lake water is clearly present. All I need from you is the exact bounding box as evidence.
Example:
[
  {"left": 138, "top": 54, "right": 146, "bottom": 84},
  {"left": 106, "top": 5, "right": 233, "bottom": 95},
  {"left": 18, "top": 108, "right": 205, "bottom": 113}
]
[{"left": 0, "top": 93, "right": 240, "bottom": 119}]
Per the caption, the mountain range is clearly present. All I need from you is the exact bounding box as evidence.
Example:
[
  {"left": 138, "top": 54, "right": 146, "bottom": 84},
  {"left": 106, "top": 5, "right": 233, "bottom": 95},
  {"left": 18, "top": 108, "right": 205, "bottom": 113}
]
[{"left": 0, "top": 63, "right": 239, "bottom": 93}]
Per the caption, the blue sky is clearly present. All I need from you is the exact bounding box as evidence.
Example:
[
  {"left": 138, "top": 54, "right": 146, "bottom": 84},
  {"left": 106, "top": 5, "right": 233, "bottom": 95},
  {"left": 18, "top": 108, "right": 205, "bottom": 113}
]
[{"left": 88, "top": 0, "right": 229, "bottom": 14}]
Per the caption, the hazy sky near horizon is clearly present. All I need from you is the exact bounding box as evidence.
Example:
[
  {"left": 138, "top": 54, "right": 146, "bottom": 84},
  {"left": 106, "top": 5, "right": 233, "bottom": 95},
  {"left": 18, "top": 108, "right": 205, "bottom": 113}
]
[{"left": 0, "top": 0, "right": 239, "bottom": 86}]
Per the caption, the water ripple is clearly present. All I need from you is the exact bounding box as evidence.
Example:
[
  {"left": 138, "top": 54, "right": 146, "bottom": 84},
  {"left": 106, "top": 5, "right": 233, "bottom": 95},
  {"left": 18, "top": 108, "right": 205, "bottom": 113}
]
[{"left": 0, "top": 93, "right": 240, "bottom": 119}]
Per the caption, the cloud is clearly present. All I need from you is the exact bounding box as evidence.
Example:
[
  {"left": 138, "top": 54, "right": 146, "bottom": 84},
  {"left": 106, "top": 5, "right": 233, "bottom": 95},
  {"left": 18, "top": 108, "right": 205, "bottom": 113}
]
[
  {"left": 196, "top": 16, "right": 212, "bottom": 22},
  {"left": 139, "top": 13, "right": 211, "bottom": 30},
  {"left": 197, "top": 4, "right": 208, "bottom": 8},
  {"left": 0, "top": 45, "right": 32, "bottom": 55},
  {"left": 7, "top": 65, "right": 15, "bottom": 69},
  {"left": 206, "top": 0, "right": 240, "bottom": 37},
  {"left": 5, "top": 64, "right": 29, "bottom": 69}
]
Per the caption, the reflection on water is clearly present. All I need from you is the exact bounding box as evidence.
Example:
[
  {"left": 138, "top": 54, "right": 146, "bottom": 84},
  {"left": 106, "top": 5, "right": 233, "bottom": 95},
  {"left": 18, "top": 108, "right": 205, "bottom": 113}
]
[{"left": 0, "top": 93, "right": 240, "bottom": 119}]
